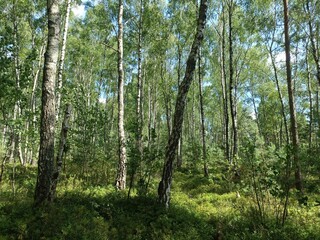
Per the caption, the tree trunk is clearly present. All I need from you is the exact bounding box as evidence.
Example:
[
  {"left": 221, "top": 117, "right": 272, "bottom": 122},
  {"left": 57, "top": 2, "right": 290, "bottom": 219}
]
[
  {"left": 115, "top": 0, "right": 127, "bottom": 190},
  {"left": 56, "top": 0, "right": 71, "bottom": 121},
  {"left": 305, "top": 0, "right": 320, "bottom": 86},
  {"left": 283, "top": 0, "right": 303, "bottom": 192},
  {"left": 128, "top": 0, "right": 144, "bottom": 198},
  {"left": 12, "top": 2, "right": 24, "bottom": 165},
  {"left": 176, "top": 43, "right": 183, "bottom": 169},
  {"left": 268, "top": 44, "right": 289, "bottom": 145},
  {"left": 137, "top": 0, "right": 143, "bottom": 166},
  {"left": 306, "top": 42, "right": 313, "bottom": 149},
  {"left": 305, "top": 0, "right": 320, "bottom": 143},
  {"left": 219, "top": 4, "right": 230, "bottom": 162},
  {"left": 228, "top": 0, "right": 238, "bottom": 162},
  {"left": 29, "top": 43, "right": 46, "bottom": 164},
  {"left": 49, "top": 104, "right": 71, "bottom": 200},
  {"left": 34, "top": 0, "right": 61, "bottom": 205},
  {"left": 249, "top": 81, "right": 261, "bottom": 137},
  {"left": 161, "top": 61, "right": 172, "bottom": 135},
  {"left": 198, "top": 50, "right": 208, "bottom": 177},
  {"left": 158, "top": 0, "right": 208, "bottom": 207}
]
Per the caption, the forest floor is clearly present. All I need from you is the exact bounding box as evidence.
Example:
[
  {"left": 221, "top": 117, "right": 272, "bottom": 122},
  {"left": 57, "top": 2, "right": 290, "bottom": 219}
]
[{"left": 0, "top": 166, "right": 320, "bottom": 239}]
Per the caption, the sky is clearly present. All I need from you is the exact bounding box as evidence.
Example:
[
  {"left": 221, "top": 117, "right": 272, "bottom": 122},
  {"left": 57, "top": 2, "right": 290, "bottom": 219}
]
[{"left": 72, "top": 4, "right": 86, "bottom": 18}]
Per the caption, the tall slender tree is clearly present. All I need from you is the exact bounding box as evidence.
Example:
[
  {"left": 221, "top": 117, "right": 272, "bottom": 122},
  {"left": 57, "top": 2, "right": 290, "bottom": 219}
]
[
  {"left": 136, "top": 0, "right": 144, "bottom": 175},
  {"left": 198, "top": 49, "right": 208, "bottom": 177},
  {"left": 115, "top": 0, "right": 127, "bottom": 190},
  {"left": 218, "top": 3, "right": 230, "bottom": 162},
  {"left": 34, "top": 0, "right": 61, "bottom": 205},
  {"left": 56, "top": 0, "right": 71, "bottom": 121},
  {"left": 306, "top": 41, "right": 313, "bottom": 149},
  {"left": 158, "top": 0, "right": 208, "bottom": 207},
  {"left": 228, "top": 0, "right": 238, "bottom": 162},
  {"left": 268, "top": 14, "right": 289, "bottom": 145},
  {"left": 283, "top": 0, "right": 303, "bottom": 192}
]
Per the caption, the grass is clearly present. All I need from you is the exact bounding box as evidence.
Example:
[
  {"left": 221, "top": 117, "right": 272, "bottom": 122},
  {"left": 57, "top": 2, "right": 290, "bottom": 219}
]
[{"left": 0, "top": 166, "right": 320, "bottom": 239}]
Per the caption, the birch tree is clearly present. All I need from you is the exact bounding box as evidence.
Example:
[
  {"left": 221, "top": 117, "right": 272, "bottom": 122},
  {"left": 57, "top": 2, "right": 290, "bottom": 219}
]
[
  {"left": 56, "top": 0, "right": 71, "bottom": 120},
  {"left": 158, "top": 0, "right": 208, "bottom": 207},
  {"left": 34, "top": 0, "right": 61, "bottom": 205},
  {"left": 115, "top": 0, "right": 127, "bottom": 190}
]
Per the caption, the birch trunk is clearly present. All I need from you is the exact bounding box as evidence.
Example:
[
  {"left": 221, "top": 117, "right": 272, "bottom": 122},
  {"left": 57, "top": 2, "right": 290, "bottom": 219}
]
[
  {"left": 34, "top": 0, "right": 61, "bottom": 205},
  {"left": 56, "top": 0, "right": 71, "bottom": 121},
  {"left": 228, "top": 0, "right": 238, "bottom": 162},
  {"left": 115, "top": 0, "right": 127, "bottom": 190},
  {"left": 219, "top": 5, "right": 230, "bottom": 162},
  {"left": 12, "top": 2, "right": 24, "bottom": 165},
  {"left": 158, "top": 0, "right": 208, "bottom": 207},
  {"left": 50, "top": 104, "right": 71, "bottom": 200},
  {"left": 136, "top": 0, "right": 143, "bottom": 169}
]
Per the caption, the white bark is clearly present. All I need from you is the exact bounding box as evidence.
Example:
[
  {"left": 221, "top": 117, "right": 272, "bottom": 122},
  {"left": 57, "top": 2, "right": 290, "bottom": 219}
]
[
  {"left": 56, "top": 0, "right": 71, "bottom": 121},
  {"left": 115, "top": 0, "right": 127, "bottom": 190}
]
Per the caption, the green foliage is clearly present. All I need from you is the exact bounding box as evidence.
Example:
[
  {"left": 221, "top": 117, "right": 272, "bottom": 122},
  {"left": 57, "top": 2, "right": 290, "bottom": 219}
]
[
  {"left": 1, "top": 0, "right": 320, "bottom": 239},
  {"left": 1, "top": 167, "right": 320, "bottom": 239}
]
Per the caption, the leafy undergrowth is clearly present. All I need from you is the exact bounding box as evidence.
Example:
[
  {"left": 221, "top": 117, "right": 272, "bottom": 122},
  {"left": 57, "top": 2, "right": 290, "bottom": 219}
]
[{"left": 0, "top": 167, "right": 320, "bottom": 239}]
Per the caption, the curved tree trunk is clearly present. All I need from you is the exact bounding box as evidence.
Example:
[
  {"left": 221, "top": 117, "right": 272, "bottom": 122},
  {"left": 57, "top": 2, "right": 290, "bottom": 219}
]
[{"left": 158, "top": 0, "right": 208, "bottom": 207}]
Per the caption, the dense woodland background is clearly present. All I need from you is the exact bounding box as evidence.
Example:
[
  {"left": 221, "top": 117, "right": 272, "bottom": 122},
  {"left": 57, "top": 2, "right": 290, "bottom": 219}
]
[{"left": 1, "top": 0, "right": 320, "bottom": 239}]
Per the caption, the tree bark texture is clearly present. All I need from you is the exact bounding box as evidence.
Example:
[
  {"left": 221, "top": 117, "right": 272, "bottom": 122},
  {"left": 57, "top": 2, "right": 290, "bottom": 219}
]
[
  {"left": 115, "top": 0, "right": 127, "bottom": 190},
  {"left": 136, "top": 0, "right": 144, "bottom": 171},
  {"left": 34, "top": 0, "right": 61, "bottom": 205},
  {"left": 50, "top": 104, "right": 71, "bottom": 200},
  {"left": 219, "top": 5, "right": 230, "bottom": 162},
  {"left": 283, "top": 0, "right": 303, "bottom": 192},
  {"left": 158, "top": 0, "right": 208, "bottom": 207},
  {"left": 228, "top": 0, "right": 238, "bottom": 162},
  {"left": 56, "top": 0, "right": 71, "bottom": 121},
  {"left": 11, "top": 1, "right": 24, "bottom": 165}
]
